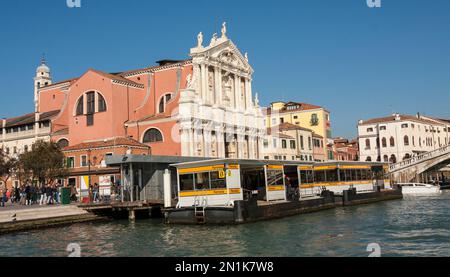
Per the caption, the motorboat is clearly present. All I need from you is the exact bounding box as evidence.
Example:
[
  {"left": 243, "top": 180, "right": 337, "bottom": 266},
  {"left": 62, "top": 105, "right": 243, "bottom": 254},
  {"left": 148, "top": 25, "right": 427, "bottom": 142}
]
[{"left": 398, "top": 183, "right": 441, "bottom": 194}]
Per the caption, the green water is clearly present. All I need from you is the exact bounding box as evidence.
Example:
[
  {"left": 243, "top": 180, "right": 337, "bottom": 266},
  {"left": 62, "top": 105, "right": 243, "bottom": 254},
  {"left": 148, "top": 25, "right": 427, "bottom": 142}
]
[{"left": 1, "top": 192, "right": 450, "bottom": 257}]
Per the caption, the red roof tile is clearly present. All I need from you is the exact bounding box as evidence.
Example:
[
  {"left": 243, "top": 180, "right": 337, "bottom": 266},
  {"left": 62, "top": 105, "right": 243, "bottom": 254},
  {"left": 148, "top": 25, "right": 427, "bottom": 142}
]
[{"left": 62, "top": 137, "right": 150, "bottom": 152}]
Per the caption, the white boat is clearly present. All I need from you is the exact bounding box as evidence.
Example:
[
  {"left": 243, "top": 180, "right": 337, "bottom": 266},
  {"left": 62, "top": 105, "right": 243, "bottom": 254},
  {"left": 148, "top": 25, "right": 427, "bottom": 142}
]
[{"left": 398, "top": 183, "right": 441, "bottom": 194}]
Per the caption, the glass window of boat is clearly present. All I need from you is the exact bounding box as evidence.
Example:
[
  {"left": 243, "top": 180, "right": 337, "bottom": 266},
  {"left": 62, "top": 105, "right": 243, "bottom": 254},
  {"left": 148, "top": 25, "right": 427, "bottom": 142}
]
[
  {"left": 194, "top": 172, "right": 210, "bottom": 190},
  {"left": 267, "top": 170, "right": 284, "bottom": 186},
  {"left": 179, "top": 174, "right": 194, "bottom": 191},
  {"left": 315, "top": 170, "right": 326, "bottom": 183},
  {"left": 300, "top": 170, "right": 314, "bottom": 184},
  {"left": 210, "top": 171, "right": 226, "bottom": 189},
  {"left": 325, "top": 169, "right": 338, "bottom": 182}
]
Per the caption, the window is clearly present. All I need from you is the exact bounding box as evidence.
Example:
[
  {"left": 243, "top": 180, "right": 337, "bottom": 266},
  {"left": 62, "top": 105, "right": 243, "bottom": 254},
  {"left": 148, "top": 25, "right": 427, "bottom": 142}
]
[
  {"left": 266, "top": 170, "right": 284, "bottom": 187},
  {"left": 401, "top": 124, "right": 408, "bottom": 129},
  {"left": 57, "top": 139, "right": 69, "bottom": 149},
  {"left": 81, "top": 155, "right": 88, "bottom": 167},
  {"left": 272, "top": 118, "right": 277, "bottom": 125},
  {"left": 366, "top": 156, "right": 372, "bottom": 162},
  {"left": 158, "top": 93, "right": 173, "bottom": 113},
  {"left": 310, "top": 114, "right": 319, "bottom": 126},
  {"left": 76, "top": 95, "right": 84, "bottom": 116},
  {"left": 263, "top": 140, "right": 269, "bottom": 148},
  {"left": 293, "top": 116, "right": 298, "bottom": 119},
  {"left": 179, "top": 174, "right": 194, "bottom": 191},
  {"left": 282, "top": 140, "right": 287, "bottom": 149},
  {"left": 87, "top": 92, "right": 95, "bottom": 114},
  {"left": 390, "top": 137, "right": 395, "bottom": 147},
  {"left": 280, "top": 117, "right": 285, "bottom": 124},
  {"left": 67, "top": 157, "right": 75, "bottom": 168},
  {"left": 380, "top": 126, "right": 386, "bottom": 131},
  {"left": 382, "top": 137, "right": 387, "bottom": 148},
  {"left": 300, "top": 136, "right": 304, "bottom": 150},
  {"left": 404, "top": 135, "right": 409, "bottom": 146},
  {"left": 290, "top": 140, "right": 296, "bottom": 149},
  {"left": 194, "top": 172, "right": 210, "bottom": 190},
  {"left": 143, "top": 128, "right": 163, "bottom": 143},
  {"left": 86, "top": 114, "right": 94, "bottom": 126},
  {"left": 210, "top": 171, "right": 226, "bottom": 189},
  {"left": 98, "top": 94, "right": 107, "bottom": 112},
  {"left": 273, "top": 139, "right": 277, "bottom": 148},
  {"left": 367, "top": 128, "right": 374, "bottom": 132},
  {"left": 383, "top": 155, "right": 389, "bottom": 162},
  {"left": 365, "top": 139, "right": 371, "bottom": 150},
  {"left": 24, "top": 145, "right": 28, "bottom": 152},
  {"left": 308, "top": 137, "right": 312, "bottom": 150}
]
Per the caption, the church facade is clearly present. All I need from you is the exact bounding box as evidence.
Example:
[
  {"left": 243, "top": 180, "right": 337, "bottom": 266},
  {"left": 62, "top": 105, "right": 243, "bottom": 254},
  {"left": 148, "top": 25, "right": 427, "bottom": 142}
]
[{"left": 1, "top": 23, "right": 265, "bottom": 168}]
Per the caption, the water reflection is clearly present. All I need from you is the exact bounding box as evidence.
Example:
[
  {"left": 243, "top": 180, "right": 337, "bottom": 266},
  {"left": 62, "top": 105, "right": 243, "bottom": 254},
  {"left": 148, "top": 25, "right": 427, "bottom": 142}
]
[{"left": 1, "top": 192, "right": 450, "bottom": 257}]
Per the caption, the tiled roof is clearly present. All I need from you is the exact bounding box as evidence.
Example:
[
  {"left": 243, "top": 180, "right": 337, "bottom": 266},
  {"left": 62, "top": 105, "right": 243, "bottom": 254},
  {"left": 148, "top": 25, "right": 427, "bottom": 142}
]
[
  {"left": 90, "top": 69, "right": 144, "bottom": 88},
  {"left": 117, "top": 59, "right": 192, "bottom": 77},
  {"left": 265, "top": 128, "right": 294, "bottom": 139},
  {"left": 62, "top": 137, "right": 150, "bottom": 152},
  {"left": 4, "top": 110, "right": 60, "bottom": 128},
  {"left": 276, "top": 122, "right": 312, "bottom": 132},
  {"left": 359, "top": 114, "right": 445, "bottom": 126},
  {"left": 265, "top": 101, "right": 326, "bottom": 115},
  {"left": 40, "top": 78, "right": 79, "bottom": 89}
]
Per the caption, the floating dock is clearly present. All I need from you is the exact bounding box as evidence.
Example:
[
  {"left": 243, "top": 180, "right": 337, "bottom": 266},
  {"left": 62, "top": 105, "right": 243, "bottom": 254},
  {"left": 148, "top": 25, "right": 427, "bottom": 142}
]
[{"left": 165, "top": 159, "right": 403, "bottom": 225}]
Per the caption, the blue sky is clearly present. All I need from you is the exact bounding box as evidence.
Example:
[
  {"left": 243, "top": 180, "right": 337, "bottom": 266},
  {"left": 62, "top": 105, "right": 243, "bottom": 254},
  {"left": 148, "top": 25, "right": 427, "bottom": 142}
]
[{"left": 0, "top": 0, "right": 449, "bottom": 138}]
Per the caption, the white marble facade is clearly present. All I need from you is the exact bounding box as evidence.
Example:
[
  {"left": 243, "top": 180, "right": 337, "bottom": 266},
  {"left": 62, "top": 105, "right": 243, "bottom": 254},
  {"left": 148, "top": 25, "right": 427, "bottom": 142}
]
[{"left": 179, "top": 24, "right": 265, "bottom": 159}]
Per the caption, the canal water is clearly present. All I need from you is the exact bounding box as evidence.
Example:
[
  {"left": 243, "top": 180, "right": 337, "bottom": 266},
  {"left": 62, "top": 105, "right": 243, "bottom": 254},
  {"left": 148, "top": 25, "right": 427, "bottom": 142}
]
[{"left": 1, "top": 192, "right": 450, "bottom": 257}]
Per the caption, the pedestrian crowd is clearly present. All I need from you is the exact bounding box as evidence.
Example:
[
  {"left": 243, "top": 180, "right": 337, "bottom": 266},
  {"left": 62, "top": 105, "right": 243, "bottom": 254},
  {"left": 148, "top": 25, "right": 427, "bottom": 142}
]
[{"left": 0, "top": 180, "right": 65, "bottom": 208}]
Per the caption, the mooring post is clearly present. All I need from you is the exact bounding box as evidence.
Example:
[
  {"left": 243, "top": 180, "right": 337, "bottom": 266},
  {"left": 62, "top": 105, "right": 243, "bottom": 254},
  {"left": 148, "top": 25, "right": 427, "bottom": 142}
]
[
  {"left": 129, "top": 209, "right": 136, "bottom": 221},
  {"left": 164, "top": 169, "right": 172, "bottom": 208}
]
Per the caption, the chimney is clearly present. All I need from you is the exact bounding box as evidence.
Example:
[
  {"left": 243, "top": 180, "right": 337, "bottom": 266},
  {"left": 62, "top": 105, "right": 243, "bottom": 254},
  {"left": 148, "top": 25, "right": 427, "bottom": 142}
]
[{"left": 417, "top": 112, "right": 421, "bottom": 119}]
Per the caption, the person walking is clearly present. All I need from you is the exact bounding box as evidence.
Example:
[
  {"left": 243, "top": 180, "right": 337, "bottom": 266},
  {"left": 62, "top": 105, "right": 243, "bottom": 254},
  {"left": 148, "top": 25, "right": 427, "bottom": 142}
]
[
  {"left": 46, "top": 184, "right": 53, "bottom": 205},
  {"left": 0, "top": 189, "right": 6, "bottom": 207},
  {"left": 39, "top": 185, "right": 47, "bottom": 205},
  {"left": 93, "top": 183, "right": 99, "bottom": 203},
  {"left": 14, "top": 186, "right": 20, "bottom": 204},
  {"left": 25, "top": 182, "right": 31, "bottom": 206}
]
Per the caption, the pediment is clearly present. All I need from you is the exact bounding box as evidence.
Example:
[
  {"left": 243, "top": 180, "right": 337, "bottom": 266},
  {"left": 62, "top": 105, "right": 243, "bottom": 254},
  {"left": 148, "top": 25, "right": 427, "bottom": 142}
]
[{"left": 191, "top": 39, "right": 253, "bottom": 73}]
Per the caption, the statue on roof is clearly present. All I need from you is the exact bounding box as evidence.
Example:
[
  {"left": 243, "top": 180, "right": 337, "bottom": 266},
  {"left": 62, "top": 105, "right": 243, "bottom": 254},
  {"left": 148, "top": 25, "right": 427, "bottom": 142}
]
[
  {"left": 221, "top": 22, "right": 227, "bottom": 39},
  {"left": 210, "top": 33, "right": 218, "bottom": 46},
  {"left": 197, "top": 32, "right": 203, "bottom": 48}
]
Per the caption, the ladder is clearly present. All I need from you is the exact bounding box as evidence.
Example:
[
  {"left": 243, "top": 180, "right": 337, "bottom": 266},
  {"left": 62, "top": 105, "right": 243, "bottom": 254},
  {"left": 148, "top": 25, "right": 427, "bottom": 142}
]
[{"left": 194, "top": 197, "right": 207, "bottom": 225}]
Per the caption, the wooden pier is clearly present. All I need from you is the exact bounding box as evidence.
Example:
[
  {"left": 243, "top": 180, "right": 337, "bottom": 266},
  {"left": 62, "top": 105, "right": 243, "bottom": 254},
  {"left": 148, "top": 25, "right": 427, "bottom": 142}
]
[{"left": 79, "top": 200, "right": 164, "bottom": 220}]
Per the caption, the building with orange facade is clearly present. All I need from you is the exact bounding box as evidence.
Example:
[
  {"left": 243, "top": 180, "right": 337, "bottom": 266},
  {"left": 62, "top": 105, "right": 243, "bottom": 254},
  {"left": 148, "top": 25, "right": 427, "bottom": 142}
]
[{"left": 0, "top": 23, "right": 265, "bottom": 190}]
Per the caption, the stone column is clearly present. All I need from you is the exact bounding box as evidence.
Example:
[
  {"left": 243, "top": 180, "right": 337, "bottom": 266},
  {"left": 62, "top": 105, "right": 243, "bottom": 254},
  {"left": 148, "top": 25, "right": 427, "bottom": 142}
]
[
  {"left": 217, "top": 129, "right": 226, "bottom": 158},
  {"left": 200, "top": 64, "right": 207, "bottom": 102},
  {"left": 234, "top": 75, "right": 241, "bottom": 110},
  {"left": 189, "top": 128, "right": 195, "bottom": 157},
  {"left": 245, "top": 78, "right": 253, "bottom": 111},
  {"left": 193, "top": 64, "right": 201, "bottom": 96},
  {"left": 181, "top": 129, "right": 191, "bottom": 157},
  {"left": 237, "top": 134, "right": 245, "bottom": 159},
  {"left": 203, "top": 129, "right": 212, "bottom": 158},
  {"left": 214, "top": 67, "right": 222, "bottom": 106}
]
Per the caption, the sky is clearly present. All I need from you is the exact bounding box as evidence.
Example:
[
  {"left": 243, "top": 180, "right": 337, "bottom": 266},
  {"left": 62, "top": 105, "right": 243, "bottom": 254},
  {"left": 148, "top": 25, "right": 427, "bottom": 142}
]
[{"left": 0, "top": 0, "right": 449, "bottom": 139}]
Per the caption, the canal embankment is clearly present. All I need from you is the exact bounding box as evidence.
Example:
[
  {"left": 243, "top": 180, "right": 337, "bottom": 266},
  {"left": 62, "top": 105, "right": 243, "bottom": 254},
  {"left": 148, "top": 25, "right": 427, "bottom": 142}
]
[{"left": 0, "top": 205, "right": 105, "bottom": 235}]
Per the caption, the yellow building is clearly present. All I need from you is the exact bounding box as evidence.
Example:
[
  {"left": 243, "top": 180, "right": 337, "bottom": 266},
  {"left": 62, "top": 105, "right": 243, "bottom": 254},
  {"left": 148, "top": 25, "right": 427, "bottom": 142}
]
[{"left": 265, "top": 101, "right": 332, "bottom": 160}]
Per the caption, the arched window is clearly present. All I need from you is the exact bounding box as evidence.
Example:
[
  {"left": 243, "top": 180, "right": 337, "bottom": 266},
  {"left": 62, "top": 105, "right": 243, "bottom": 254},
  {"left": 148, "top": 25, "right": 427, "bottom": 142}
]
[
  {"left": 158, "top": 93, "right": 173, "bottom": 113},
  {"left": 404, "top": 135, "right": 409, "bottom": 146},
  {"left": 76, "top": 95, "right": 84, "bottom": 116},
  {"left": 365, "top": 139, "right": 371, "bottom": 150},
  {"left": 98, "top": 93, "right": 107, "bottom": 112},
  {"left": 57, "top": 139, "right": 69, "bottom": 149},
  {"left": 143, "top": 128, "right": 163, "bottom": 143},
  {"left": 389, "top": 154, "right": 397, "bottom": 164},
  {"left": 366, "top": 156, "right": 372, "bottom": 162},
  {"left": 382, "top": 137, "right": 387, "bottom": 148},
  {"left": 390, "top": 137, "right": 395, "bottom": 147},
  {"left": 376, "top": 156, "right": 381, "bottom": 162},
  {"left": 419, "top": 137, "right": 422, "bottom": 147},
  {"left": 383, "top": 155, "right": 389, "bottom": 162},
  {"left": 403, "top": 154, "right": 411, "bottom": 160}
]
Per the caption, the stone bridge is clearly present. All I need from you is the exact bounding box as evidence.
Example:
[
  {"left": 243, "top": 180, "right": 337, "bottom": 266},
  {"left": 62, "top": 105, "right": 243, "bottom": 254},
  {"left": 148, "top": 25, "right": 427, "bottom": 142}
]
[{"left": 389, "top": 145, "right": 450, "bottom": 183}]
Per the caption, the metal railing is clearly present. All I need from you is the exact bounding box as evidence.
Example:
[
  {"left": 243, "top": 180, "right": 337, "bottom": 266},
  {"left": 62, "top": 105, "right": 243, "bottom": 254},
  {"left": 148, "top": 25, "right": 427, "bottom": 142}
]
[{"left": 389, "top": 144, "right": 450, "bottom": 172}]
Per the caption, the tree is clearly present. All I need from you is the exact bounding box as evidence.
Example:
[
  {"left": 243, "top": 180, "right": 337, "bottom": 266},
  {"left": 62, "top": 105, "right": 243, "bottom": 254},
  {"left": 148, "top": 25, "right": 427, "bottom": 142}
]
[
  {"left": 18, "top": 141, "right": 69, "bottom": 186},
  {"left": 0, "top": 149, "right": 18, "bottom": 187}
]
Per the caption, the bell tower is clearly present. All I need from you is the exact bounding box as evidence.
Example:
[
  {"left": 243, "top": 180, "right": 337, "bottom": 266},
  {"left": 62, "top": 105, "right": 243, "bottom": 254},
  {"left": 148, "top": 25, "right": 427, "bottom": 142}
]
[{"left": 34, "top": 56, "right": 52, "bottom": 112}]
